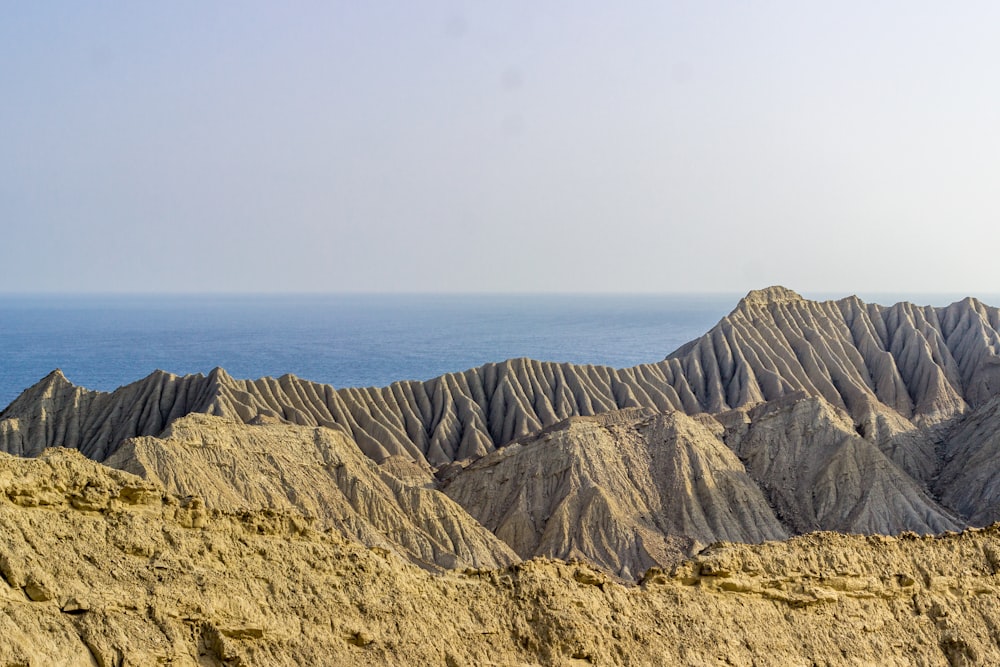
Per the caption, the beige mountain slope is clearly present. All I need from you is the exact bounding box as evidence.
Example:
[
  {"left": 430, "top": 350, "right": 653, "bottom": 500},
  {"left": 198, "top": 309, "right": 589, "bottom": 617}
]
[
  {"left": 445, "top": 408, "right": 788, "bottom": 578},
  {"left": 4, "top": 448, "right": 1000, "bottom": 666},
  {"left": 103, "top": 413, "right": 517, "bottom": 571},
  {"left": 5, "top": 288, "right": 1000, "bottom": 473}
]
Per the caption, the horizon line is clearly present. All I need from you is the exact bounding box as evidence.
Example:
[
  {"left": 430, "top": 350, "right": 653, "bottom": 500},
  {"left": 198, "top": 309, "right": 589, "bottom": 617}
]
[{"left": 1, "top": 288, "right": 999, "bottom": 297}]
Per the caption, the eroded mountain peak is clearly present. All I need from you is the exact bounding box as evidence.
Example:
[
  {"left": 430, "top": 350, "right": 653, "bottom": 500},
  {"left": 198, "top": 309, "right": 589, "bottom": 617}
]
[{"left": 737, "top": 285, "right": 805, "bottom": 308}]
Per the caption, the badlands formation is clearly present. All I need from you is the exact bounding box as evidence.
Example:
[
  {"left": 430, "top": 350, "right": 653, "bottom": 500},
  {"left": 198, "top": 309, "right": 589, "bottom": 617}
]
[{"left": 4, "top": 287, "right": 1000, "bottom": 664}]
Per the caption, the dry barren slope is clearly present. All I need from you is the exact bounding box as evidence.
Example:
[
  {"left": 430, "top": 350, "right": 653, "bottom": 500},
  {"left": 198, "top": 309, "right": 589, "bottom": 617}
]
[
  {"left": 105, "top": 413, "right": 517, "bottom": 571},
  {"left": 4, "top": 287, "right": 999, "bottom": 472},
  {"left": 936, "top": 395, "right": 1000, "bottom": 526},
  {"left": 0, "top": 368, "right": 217, "bottom": 461},
  {"left": 3, "top": 448, "right": 1000, "bottom": 667},
  {"left": 445, "top": 408, "right": 788, "bottom": 578},
  {"left": 444, "top": 400, "right": 962, "bottom": 578},
  {"left": 722, "top": 395, "right": 961, "bottom": 535}
]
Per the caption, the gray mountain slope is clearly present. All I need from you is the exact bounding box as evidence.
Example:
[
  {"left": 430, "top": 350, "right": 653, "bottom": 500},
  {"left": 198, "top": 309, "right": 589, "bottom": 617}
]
[
  {"left": 443, "top": 408, "right": 788, "bottom": 578},
  {"left": 668, "top": 287, "right": 1000, "bottom": 425},
  {"left": 723, "top": 395, "right": 961, "bottom": 535},
  {"left": 0, "top": 368, "right": 217, "bottom": 460},
  {"left": 445, "top": 399, "right": 961, "bottom": 577},
  {"left": 5, "top": 288, "right": 999, "bottom": 472},
  {"left": 935, "top": 395, "right": 1000, "bottom": 526}
]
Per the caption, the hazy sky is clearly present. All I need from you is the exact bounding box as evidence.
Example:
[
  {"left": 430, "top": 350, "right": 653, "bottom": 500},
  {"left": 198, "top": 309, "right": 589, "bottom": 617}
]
[{"left": 3, "top": 2, "right": 998, "bottom": 294}]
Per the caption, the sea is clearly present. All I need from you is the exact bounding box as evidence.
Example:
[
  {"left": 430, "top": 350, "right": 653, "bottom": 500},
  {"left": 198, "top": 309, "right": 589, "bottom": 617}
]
[{"left": 0, "top": 291, "right": 992, "bottom": 410}]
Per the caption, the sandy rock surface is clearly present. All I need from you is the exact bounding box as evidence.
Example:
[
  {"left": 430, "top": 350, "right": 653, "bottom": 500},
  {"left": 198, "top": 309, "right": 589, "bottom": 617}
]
[{"left": 3, "top": 449, "right": 1000, "bottom": 666}]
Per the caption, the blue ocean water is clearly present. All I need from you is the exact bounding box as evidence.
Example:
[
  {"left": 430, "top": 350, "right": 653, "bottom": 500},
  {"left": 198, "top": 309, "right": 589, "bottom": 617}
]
[{"left": 0, "top": 294, "right": 741, "bottom": 410}]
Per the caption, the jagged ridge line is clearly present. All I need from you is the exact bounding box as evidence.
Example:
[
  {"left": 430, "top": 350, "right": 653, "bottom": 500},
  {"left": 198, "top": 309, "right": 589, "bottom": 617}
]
[{"left": 3, "top": 290, "right": 1000, "bottom": 468}]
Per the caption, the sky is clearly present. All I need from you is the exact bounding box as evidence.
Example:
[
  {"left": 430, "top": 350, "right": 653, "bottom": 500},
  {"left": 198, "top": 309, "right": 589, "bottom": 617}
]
[{"left": 2, "top": 2, "right": 999, "bottom": 294}]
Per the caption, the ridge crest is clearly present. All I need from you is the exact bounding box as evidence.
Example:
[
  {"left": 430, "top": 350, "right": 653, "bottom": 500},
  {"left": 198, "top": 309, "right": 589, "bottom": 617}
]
[{"left": 738, "top": 285, "right": 805, "bottom": 307}]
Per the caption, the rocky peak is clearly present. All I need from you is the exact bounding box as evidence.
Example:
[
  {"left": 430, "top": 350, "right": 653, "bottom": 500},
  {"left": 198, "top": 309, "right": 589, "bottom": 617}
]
[{"left": 737, "top": 285, "right": 805, "bottom": 308}]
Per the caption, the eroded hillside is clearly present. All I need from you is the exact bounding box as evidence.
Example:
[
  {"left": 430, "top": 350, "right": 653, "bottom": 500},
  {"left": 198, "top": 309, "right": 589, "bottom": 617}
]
[
  {"left": 5, "top": 287, "right": 1000, "bottom": 468},
  {"left": 2, "top": 449, "right": 999, "bottom": 666},
  {"left": 3, "top": 289, "right": 1000, "bottom": 569}
]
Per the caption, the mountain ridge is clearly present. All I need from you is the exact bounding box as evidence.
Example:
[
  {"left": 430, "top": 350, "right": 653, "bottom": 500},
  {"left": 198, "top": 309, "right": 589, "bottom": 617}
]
[
  {"left": 8, "top": 287, "right": 1000, "bottom": 662},
  {"left": 4, "top": 288, "right": 1000, "bottom": 567},
  {"left": 5, "top": 287, "right": 1000, "bottom": 466}
]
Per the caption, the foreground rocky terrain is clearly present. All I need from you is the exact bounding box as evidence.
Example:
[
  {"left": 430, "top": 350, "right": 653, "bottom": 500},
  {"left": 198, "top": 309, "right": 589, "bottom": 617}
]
[
  {"left": 4, "top": 448, "right": 1000, "bottom": 666},
  {"left": 5, "top": 286, "right": 1000, "bottom": 663}
]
